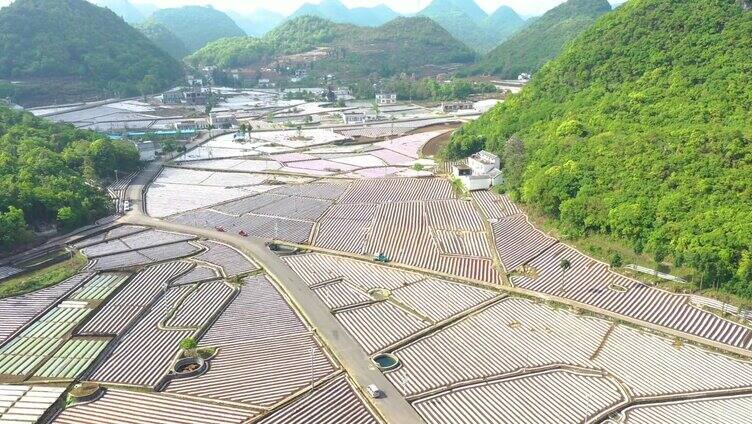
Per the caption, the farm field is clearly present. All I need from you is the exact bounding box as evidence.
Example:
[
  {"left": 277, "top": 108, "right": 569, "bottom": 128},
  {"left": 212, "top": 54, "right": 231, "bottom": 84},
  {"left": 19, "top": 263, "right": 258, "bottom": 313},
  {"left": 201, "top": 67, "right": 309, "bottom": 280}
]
[
  {"left": 3, "top": 113, "right": 752, "bottom": 423},
  {"left": 0, "top": 225, "right": 378, "bottom": 423}
]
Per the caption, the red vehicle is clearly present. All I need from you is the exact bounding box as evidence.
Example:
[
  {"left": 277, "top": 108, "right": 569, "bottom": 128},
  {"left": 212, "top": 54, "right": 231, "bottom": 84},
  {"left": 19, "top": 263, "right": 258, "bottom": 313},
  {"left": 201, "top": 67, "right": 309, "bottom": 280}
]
[
  {"left": 215, "top": 226, "right": 226, "bottom": 232},
  {"left": 238, "top": 230, "right": 248, "bottom": 237}
]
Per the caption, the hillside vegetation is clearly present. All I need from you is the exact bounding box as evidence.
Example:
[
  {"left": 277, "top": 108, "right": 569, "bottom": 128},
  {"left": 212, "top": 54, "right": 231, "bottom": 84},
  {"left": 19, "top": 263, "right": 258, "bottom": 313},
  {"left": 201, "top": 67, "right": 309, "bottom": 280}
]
[
  {"left": 138, "top": 21, "right": 189, "bottom": 60},
  {"left": 0, "top": 107, "right": 140, "bottom": 253},
  {"left": 446, "top": 0, "right": 752, "bottom": 297},
  {"left": 472, "top": 0, "right": 611, "bottom": 77},
  {"left": 0, "top": 0, "right": 183, "bottom": 102},
  {"left": 188, "top": 16, "right": 475, "bottom": 78},
  {"left": 418, "top": 0, "right": 525, "bottom": 52},
  {"left": 147, "top": 6, "right": 246, "bottom": 53}
]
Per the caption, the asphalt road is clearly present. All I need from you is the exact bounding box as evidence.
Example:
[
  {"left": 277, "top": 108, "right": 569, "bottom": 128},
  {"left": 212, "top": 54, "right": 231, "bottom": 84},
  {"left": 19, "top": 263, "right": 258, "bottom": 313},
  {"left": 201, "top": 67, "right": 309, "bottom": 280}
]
[{"left": 122, "top": 156, "right": 425, "bottom": 423}]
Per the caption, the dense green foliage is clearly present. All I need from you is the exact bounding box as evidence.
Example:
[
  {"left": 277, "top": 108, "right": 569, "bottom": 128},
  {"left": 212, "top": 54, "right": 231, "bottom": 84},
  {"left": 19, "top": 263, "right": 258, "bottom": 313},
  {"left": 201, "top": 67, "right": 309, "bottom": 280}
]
[
  {"left": 418, "top": 0, "right": 526, "bottom": 52},
  {"left": 446, "top": 0, "right": 752, "bottom": 297},
  {"left": 384, "top": 78, "right": 497, "bottom": 101},
  {"left": 472, "top": 0, "right": 611, "bottom": 77},
  {"left": 147, "top": 6, "right": 246, "bottom": 53},
  {"left": 290, "top": 0, "right": 399, "bottom": 27},
  {"left": 188, "top": 16, "right": 475, "bottom": 78},
  {"left": 91, "top": 0, "right": 143, "bottom": 23},
  {"left": 138, "top": 21, "right": 189, "bottom": 60},
  {"left": 0, "top": 107, "right": 140, "bottom": 252},
  {"left": 0, "top": 0, "right": 182, "bottom": 101}
]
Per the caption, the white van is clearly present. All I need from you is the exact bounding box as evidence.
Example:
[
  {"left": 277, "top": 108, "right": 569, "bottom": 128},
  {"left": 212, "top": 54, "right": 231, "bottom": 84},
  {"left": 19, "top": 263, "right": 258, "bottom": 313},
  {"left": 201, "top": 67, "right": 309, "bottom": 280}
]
[{"left": 366, "top": 384, "right": 383, "bottom": 399}]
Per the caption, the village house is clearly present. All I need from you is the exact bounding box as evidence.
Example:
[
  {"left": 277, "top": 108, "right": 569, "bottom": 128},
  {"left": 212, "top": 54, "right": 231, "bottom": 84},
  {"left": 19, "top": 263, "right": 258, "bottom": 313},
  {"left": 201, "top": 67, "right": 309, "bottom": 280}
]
[
  {"left": 452, "top": 150, "right": 504, "bottom": 191},
  {"left": 441, "top": 101, "right": 474, "bottom": 113},
  {"left": 340, "top": 111, "right": 366, "bottom": 125},
  {"left": 375, "top": 92, "right": 397, "bottom": 105},
  {"left": 209, "top": 113, "right": 237, "bottom": 129},
  {"left": 161, "top": 88, "right": 184, "bottom": 105}
]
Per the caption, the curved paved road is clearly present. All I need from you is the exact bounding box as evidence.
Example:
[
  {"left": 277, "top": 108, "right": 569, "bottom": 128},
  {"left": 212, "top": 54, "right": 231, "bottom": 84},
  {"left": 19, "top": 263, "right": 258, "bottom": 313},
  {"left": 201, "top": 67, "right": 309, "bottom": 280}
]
[{"left": 122, "top": 161, "right": 425, "bottom": 424}]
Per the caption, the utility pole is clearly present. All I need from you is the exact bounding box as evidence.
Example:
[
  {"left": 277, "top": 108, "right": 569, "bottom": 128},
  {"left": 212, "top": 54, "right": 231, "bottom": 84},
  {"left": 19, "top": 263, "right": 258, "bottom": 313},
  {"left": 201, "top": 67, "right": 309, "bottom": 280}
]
[{"left": 309, "top": 347, "right": 315, "bottom": 390}]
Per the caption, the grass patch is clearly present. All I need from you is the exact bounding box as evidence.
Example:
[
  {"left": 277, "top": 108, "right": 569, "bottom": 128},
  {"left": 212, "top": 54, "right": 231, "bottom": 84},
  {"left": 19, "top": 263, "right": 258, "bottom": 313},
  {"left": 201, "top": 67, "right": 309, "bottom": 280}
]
[{"left": 0, "top": 252, "right": 86, "bottom": 299}]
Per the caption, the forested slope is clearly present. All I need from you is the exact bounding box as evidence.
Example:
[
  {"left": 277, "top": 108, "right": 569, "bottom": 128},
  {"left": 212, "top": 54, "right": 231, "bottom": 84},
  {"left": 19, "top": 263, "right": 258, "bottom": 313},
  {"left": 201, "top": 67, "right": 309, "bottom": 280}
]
[
  {"left": 147, "top": 6, "right": 246, "bottom": 53},
  {"left": 446, "top": 0, "right": 752, "bottom": 296},
  {"left": 472, "top": 0, "right": 611, "bottom": 77},
  {"left": 188, "top": 16, "right": 475, "bottom": 78},
  {"left": 0, "top": 107, "right": 139, "bottom": 252},
  {"left": 0, "top": 0, "right": 183, "bottom": 101}
]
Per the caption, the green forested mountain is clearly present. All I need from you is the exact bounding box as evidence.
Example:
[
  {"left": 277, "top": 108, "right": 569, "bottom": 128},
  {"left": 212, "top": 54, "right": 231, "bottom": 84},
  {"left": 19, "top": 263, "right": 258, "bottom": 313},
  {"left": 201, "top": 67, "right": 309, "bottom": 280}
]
[
  {"left": 290, "top": 0, "right": 399, "bottom": 27},
  {"left": 417, "top": 0, "right": 525, "bottom": 52},
  {"left": 138, "top": 21, "right": 189, "bottom": 60},
  {"left": 446, "top": 0, "right": 752, "bottom": 296},
  {"left": 0, "top": 0, "right": 183, "bottom": 103},
  {"left": 227, "top": 9, "right": 285, "bottom": 37},
  {"left": 472, "top": 0, "right": 611, "bottom": 77},
  {"left": 0, "top": 106, "right": 140, "bottom": 252},
  {"left": 90, "top": 0, "right": 143, "bottom": 23},
  {"left": 188, "top": 16, "right": 475, "bottom": 78},
  {"left": 147, "top": 6, "right": 246, "bottom": 53}
]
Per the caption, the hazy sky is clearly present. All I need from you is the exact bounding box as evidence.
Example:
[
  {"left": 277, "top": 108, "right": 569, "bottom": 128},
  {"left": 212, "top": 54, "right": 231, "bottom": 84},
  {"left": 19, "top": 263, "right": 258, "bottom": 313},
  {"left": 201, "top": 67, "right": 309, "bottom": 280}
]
[{"left": 0, "top": 0, "right": 623, "bottom": 17}]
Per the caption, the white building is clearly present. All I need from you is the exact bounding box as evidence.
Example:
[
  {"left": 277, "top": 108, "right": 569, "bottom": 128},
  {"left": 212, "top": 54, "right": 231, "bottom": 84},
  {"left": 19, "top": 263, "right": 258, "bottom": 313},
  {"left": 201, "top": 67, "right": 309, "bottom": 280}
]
[
  {"left": 131, "top": 141, "right": 160, "bottom": 162},
  {"left": 441, "top": 101, "right": 474, "bottom": 113},
  {"left": 340, "top": 111, "right": 366, "bottom": 125},
  {"left": 209, "top": 113, "right": 237, "bottom": 129},
  {"left": 376, "top": 93, "right": 397, "bottom": 105},
  {"left": 452, "top": 150, "right": 503, "bottom": 191}
]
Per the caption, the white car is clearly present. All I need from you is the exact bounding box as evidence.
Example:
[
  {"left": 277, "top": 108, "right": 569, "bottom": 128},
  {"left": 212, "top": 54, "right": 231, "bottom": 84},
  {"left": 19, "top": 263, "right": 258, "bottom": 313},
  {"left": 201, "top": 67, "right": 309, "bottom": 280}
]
[
  {"left": 366, "top": 384, "right": 383, "bottom": 399},
  {"left": 123, "top": 201, "right": 132, "bottom": 212}
]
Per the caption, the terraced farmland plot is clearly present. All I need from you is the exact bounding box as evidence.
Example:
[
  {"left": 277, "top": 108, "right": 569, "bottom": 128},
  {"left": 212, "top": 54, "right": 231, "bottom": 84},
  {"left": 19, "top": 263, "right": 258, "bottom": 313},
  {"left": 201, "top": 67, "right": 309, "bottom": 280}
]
[
  {"left": 52, "top": 388, "right": 256, "bottom": 424},
  {"left": 80, "top": 230, "right": 194, "bottom": 258},
  {"left": 166, "top": 281, "right": 235, "bottom": 328},
  {"left": 258, "top": 376, "right": 377, "bottom": 424},
  {"left": 193, "top": 241, "right": 259, "bottom": 277},
  {"left": 621, "top": 395, "right": 752, "bottom": 423},
  {"left": 314, "top": 281, "right": 373, "bottom": 310},
  {"left": 72, "top": 226, "right": 148, "bottom": 250},
  {"left": 34, "top": 338, "right": 109, "bottom": 379},
  {"left": 385, "top": 297, "right": 752, "bottom": 406},
  {"left": 0, "top": 385, "right": 66, "bottom": 423},
  {"left": 472, "top": 190, "right": 521, "bottom": 220},
  {"left": 374, "top": 131, "right": 448, "bottom": 159},
  {"left": 414, "top": 370, "right": 625, "bottom": 424},
  {"left": 364, "top": 201, "right": 498, "bottom": 283},
  {"left": 79, "top": 262, "right": 193, "bottom": 336},
  {"left": 390, "top": 279, "right": 497, "bottom": 322},
  {"left": 284, "top": 253, "right": 425, "bottom": 291},
  {"left": 0, "top": 302, "right": 92, "bottom": 377},
  {"left": 339, "top": 178, "right": 453, "bottom": 204},
  {"left": 88, "top": 242, "right": 202, "bottom": 270},
  {"left": 69, "top": 273, "right": 129, "bottom": 301},
  {"left": 165, "top": 333, "right": 334, "bottom": 406},
  {"left": 169, "top": 265, "right": 220, "bottom": 286},
  {"left": 387, "top": 298, "right": 610, "bottom": 397},
  {"left": 513, "top": 244, "right": 752, "bottom": 350},
  {"left": 146, "top": 168, "right": 266, "bottom": 217},
  {"left": 336, "top": 302, "right": 429, "bottom": 354},
  {"left": 0, "top": 272, "right": 91, "bottom": 343},
  {"left": 490, "top": 214, "right": 558, "bottom": 272},
  {"left": 200, "top": 275, "right": 308, "bottom": 346},
  {"left": 89, "top": 286, "right": 193, "bottom": 388}
]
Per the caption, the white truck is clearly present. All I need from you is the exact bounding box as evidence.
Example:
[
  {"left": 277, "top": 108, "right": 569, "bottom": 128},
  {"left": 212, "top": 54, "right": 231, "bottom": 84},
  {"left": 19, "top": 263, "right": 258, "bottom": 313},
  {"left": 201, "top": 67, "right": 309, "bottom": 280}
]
[{"left": 366, "top": 384, "right": 383, "bottom": 399}]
